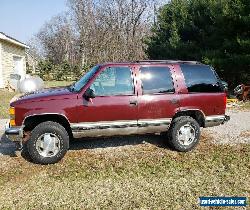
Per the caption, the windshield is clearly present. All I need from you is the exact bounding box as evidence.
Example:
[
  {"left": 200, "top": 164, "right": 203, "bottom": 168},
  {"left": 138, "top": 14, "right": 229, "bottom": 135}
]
[{"left": 70, "top": 65, "right": 100, "bottom": 92}]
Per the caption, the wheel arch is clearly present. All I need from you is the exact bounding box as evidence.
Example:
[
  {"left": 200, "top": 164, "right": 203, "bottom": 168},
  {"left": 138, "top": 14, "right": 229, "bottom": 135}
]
[
  {"left": 172, "top": 109, "right": 205, "bottom": 127},
  {"left": 23, "top": 114, "right": 73, "bottom": 138}
]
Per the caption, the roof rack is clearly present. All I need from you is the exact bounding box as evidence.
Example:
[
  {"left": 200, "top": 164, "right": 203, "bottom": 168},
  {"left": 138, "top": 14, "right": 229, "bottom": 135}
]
[{"left": 134, "top": 60, "right": 201, "bottom": 64}]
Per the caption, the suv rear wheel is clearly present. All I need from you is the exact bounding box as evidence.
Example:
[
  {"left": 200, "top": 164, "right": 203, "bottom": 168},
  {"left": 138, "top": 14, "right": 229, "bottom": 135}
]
[
  {"left": 26, "top": 121, "right": 69, "bottom": 164},
  {"left": 167, "top": 116, "right": 200, "bottom": 152}
]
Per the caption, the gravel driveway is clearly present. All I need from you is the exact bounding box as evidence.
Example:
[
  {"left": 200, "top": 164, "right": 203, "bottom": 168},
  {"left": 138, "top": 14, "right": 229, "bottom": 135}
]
[
  {"left": 0, "top": 110, "right": 250, "bottom": 156},
  {"left": 205, "top": 110, "right": 250, "bottom": 144}
]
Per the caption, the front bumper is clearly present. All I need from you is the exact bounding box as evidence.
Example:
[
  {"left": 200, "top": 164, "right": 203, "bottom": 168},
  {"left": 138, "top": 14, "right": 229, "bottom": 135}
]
[{"left": 5, "top": 120, "right": 23, "bottom": 141}]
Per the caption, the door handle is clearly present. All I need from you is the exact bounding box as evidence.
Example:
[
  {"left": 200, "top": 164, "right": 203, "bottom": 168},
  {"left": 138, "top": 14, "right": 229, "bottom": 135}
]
[
  {"left": 129, "top": 100, "right": 138, "bottom": 106},
  {"left": 170, "top": 99, "right": 179, "bottom": 104}
]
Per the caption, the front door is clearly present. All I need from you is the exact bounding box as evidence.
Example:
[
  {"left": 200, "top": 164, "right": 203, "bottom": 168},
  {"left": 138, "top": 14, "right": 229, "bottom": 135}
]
[{"left": 73, "top": 65, "right": 138, "bottom": 137}]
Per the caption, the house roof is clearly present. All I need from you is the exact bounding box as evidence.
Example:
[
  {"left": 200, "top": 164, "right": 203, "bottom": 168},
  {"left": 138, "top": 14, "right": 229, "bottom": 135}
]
[{"left": 0, "top": 32, "right": 29, "bottom": 48}]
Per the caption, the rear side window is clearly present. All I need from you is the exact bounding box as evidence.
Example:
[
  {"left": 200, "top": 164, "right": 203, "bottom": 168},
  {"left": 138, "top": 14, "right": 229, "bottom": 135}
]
[
  {"left": 140, "top": 66, "right": 174, "bottom": 94},
  {"left": 180, "top": 64, "right": 223, "bottom": 93}
]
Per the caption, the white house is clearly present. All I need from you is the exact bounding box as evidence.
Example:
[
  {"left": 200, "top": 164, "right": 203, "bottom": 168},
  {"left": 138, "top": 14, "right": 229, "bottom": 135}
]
[{"left": 0, "top": 32, "right": 29, "bottom": 89}]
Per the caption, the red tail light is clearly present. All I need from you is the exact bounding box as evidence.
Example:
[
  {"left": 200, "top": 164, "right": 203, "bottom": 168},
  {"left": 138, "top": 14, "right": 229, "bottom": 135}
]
[{"left": 224, "top": 94, "right": 227, "bottom": 110}]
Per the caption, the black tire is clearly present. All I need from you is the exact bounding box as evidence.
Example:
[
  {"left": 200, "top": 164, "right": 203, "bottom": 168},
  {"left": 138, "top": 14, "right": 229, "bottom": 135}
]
[
  {"left": 21, "top": 141, "right": 33, "bottom": 162},
  {"left": 26, "top": 121, "right": 69, "bottom": 164},
  {"left": 167, "top": 116, "right": 200, "bottom": 152}
]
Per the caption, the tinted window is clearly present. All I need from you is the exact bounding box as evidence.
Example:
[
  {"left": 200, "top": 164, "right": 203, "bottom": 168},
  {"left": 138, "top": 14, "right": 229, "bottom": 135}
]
[
  {"left": 90, "top": 66, "right": 134, "bottom": 96},
  {"left": 180, "top": 64, "right": 223, "bottom": 93},
  {"left": 140, "top": 66, "right": 174, "bottom": 94}
]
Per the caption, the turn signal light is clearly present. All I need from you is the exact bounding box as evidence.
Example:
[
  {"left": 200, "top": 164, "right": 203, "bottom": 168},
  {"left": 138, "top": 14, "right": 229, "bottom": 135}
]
[
  {"left": 10, "top": 119, "right": 16, "bottom": 126},
  {"left": 9, "top": 107, "right": 15, "bottom": 115},
  {"left": 9, "top": 107, "right": 16, "bottom": 126}
]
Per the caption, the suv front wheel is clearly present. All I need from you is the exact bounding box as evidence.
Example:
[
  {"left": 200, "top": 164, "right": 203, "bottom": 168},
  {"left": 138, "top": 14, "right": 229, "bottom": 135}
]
[
  {"left": 168, "top": 116, "right": 200, "bottom": 152},
  {"left": 26, "top": 121, "right": 69, "bottom": 164}
]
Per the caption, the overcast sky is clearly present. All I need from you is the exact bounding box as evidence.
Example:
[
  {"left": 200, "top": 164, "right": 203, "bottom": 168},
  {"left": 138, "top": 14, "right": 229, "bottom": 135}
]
[{"left": 0, "top": 0, "right": 67, "bottom": 43}]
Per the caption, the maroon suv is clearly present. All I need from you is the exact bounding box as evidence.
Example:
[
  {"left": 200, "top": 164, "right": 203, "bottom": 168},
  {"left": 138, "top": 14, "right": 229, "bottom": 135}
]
[{"left": 5, "top": 60, "right": 230, "bottom": 164}]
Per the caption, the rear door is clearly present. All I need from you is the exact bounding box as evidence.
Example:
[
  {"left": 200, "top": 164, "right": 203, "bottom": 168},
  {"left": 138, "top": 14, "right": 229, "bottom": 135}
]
[{"left": 137, "top": 65, "right": 180, "bottom": 134}]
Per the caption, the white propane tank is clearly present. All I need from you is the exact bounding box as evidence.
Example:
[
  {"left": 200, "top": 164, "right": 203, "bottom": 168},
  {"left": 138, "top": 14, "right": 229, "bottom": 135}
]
[{"left": 19, "top": 76, "right": 44, "bottom": 93}]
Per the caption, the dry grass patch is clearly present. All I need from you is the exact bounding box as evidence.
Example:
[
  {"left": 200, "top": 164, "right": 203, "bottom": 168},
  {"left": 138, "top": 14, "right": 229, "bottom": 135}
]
[
  {"left": 0, "top": 90, "right": 16, "bottom": 119},
  {"left": 240, "top": 130, "right": 250, "bottom": 138},
  {"left": 242, "top": 101, "right": 250, "bottom": 110},
  {"left": 44, "top": 81, "right": 73, "bottom": 88},
  {"left": 0, "top": 134, "right": 249, "bottom": 209}
]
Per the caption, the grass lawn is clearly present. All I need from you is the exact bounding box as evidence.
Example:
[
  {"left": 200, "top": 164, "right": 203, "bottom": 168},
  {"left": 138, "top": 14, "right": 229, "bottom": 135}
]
[
  {"left": 0, "top": 91, "right": 17, "bottom": 119},
  {"left": 0, "top": 134, "right": 249, "bottom": 209},
  {"left": 227, "top": 101, "right": 250, "bottom": 112},
  {"left": 0, "top": 81, "right": 73, "bottom": 119},
  {"left": 0, "top": 81, "right": 249, "bottom": 208},
  {"left": 242, "top": 101, "right": 250, "bottom": 110},
  {"left": 44, "top": 80, "right": 73, "bottom": 88}
]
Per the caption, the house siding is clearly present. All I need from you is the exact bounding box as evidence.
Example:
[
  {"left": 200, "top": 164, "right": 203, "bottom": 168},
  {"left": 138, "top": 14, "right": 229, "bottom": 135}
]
[
  {"left": 0, "top": 42, "right": 3, "bottom": 88},
  {"left": 0, "top": 40, "right": 26, "bottom": 88}
]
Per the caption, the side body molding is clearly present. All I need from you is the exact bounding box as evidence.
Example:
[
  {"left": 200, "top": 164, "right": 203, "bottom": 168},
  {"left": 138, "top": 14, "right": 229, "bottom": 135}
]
[{"left": 71, "top": 118, "right": 172, "bottom": 138}]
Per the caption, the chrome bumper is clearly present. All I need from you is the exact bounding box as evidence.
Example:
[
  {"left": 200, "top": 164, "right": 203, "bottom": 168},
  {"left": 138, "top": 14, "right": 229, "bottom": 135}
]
[
  {"left": 5, "top": 120, "right": 23, "bottom": 141},
  {"left": 205, "top": 115, "right": 230, "bottom": 128}
]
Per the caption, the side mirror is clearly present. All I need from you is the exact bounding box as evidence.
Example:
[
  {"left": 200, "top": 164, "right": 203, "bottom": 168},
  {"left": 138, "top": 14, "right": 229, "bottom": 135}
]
[{"left": 83, "top": 88, "right": 95, "bottom": 100}]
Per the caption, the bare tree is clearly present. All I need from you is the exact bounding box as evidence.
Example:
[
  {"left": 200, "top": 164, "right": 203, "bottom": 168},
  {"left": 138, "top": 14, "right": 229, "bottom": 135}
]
[
  {"left": 36, "top": 13, "right": 78, "bottom": 65},
  {"left": 68, "top": 0, "right": 153, "bottom": 65},
  {"left": 32, "top": 0, "right": 157, "bottom": 69}
]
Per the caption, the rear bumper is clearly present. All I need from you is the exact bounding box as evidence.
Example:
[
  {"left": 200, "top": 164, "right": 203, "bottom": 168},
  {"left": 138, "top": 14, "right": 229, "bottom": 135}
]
[
  {"left": 4, "top": 120, "right": 23, "bottom": 141},
  {"left": 223, "top": 115, "right": 230, "bottom": 123},
  {"left": 205, "top": 115, "right": 230, "bottom": 128}
]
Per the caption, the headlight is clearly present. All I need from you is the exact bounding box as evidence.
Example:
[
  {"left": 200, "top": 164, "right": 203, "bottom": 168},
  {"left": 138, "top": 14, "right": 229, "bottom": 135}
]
[{"left": 9, "top": 107, "right": 16, "bottom": 126}]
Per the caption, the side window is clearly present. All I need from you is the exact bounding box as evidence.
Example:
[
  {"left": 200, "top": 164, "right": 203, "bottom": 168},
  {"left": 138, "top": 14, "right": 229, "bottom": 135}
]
[
  {"left": 180, "top": 64, "right": 223, "bottom": 93},
  {"left": 90, "top": 66, "right": 134, "bottom": 96},
  {"left": 140, "top": 66, "right": 175, "bottom": 94}
]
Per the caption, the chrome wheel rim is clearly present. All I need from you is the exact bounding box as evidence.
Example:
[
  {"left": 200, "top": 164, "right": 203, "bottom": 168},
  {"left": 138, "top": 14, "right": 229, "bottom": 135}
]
[
  {"left": 36, "top": 133, "right": 60, "bottom": 157},
  {"left": 177, "top": 124, "right": 196, "bottom": 146}
]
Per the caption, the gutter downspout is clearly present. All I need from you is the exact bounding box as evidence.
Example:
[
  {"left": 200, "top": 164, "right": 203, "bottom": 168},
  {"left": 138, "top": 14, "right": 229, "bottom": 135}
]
[{"left": 0, "top": 42, "right": 4, "bottom": 88}]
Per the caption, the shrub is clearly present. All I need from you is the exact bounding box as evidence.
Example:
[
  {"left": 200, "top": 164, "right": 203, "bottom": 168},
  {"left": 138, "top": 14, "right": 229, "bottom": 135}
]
[{"left": 36, "top": 60, "right": 88, "bottom": 81}]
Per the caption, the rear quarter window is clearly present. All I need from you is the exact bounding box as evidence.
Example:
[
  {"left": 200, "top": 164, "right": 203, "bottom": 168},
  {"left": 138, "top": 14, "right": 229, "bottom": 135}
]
[{"left": 180, "top": 64, "right": 223, "bottom": 93}]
